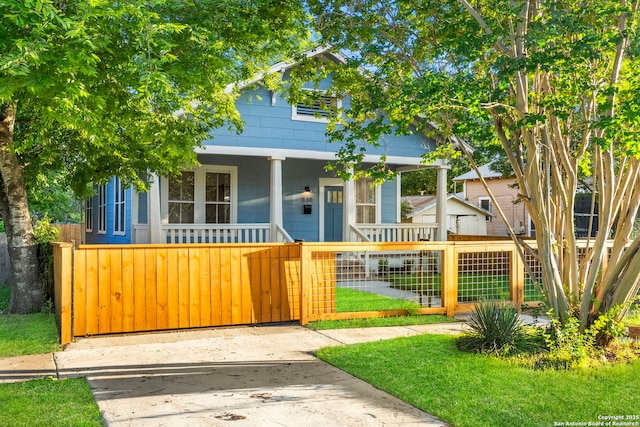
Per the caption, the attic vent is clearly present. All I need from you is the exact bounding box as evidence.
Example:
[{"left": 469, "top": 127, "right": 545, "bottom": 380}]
[{"left": 292, "top": 95, "right": 340, "bottom": 122}]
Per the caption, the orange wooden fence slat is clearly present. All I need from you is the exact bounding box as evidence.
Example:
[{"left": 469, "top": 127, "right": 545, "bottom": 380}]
[
  {"left": 73, "top": 248, "right": 87, "bottom": 336},
  {"left": 270, "top": 247, "right": 282, "bottom": 321},
  {"left": 97, "top": 249, "right": 111, "bottom": 334},
  {"left": 132, "top": 248, "right": 146, "bottom": 331},
  {"left": 240, "top": 247, "right": 254, "bottom": 324},
  {"left": 144, "top": 248, "right": 157, "bottom": 330},
  {"left": 228, "top": 247, "right": 244, "bottom": 324},
  {"left": 83, "top": 248, "right": 97, "bottom": 334},
  {"left": 199, "top": 247, "right": 212, "bottom": 327},
  {"left": 155, "top": 247, "right": 169, "bottom": 330},
  {"left": 209, "top": 247, "right": 222, "bottom": 326},
  {"left": 256, "top": 251, "right": 274, "bottom": 322},
  {"left": 178, "top": 247, "right": 190, "bottom": 328},
  {"left": 188, "top": 247, "right": 201, "bottom": 328},
  {"left": 121, "top": 248, "right": 135, "bottom": 332},
  {"left": 109, "top": 249, "right": 123, "bottom": 333},
  {"left": 166, "top": 248, "right": 180, "bottom": 329},
  {"left": 220, "top": 248, "right": 232, "bottom": 325}
]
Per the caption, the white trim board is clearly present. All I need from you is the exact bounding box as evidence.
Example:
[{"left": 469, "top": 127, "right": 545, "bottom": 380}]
[{"left": 196, "top": 145, "right": 434, "bottom": 167}]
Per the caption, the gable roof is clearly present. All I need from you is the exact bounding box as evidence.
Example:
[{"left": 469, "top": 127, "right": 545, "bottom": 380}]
[
  {"left": 402, "top": 194, "right": 492, "bottom": 219},
  {"left": 453, "top": 163, "right": 504, "bottom": 181},
  {"left": 226, "top": 45, "right": 346, "bottom": 94}
]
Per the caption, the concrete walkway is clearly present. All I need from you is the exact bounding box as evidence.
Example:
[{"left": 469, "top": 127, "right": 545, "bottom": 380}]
[{"left": 1, "top": 323, "right": 468, "bottom": 426}]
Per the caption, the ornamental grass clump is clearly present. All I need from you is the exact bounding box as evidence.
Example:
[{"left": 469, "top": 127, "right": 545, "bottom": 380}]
[{"left": 457, "top": 301, "right": 542, "bottom": 356}]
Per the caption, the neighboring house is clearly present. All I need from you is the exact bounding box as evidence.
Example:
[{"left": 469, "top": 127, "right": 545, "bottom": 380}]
[
  {"left": 401, "top": 194, "right": 493, "bottom": 235},
  {"left": 453, "top": 163, "right": 598, "bottom": 238},
  {"left": 85, "top": 47, "right": 450, "bottom": 245},
  {"left": 453, "top": 164, "right": 531, "bottom": 237}
]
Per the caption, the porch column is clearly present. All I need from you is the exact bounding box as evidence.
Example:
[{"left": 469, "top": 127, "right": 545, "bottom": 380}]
[
  {"left": 148, "top": 173, "right": 163, "bottom": 244},
  {"left": 269, "top": 156, "right": 285, "bottom": 242},
  {"left": 435, "top": 159, "right": 450, "bottom": 241},
  {"left": 343, "top": 171, "right": 356, "bottom": 242}
]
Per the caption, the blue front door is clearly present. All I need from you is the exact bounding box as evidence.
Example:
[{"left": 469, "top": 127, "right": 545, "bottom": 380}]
[{"left": 324, "top": 186, "right": 343, "bottom": 241}]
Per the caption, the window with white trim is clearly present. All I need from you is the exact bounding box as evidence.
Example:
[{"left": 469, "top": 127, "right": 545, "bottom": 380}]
[
  {"left": 163, "top": 166, "right": 237, "bottom": 224},
  {"left": 479, "top": 197, "right": 492, "bottom": 222},
  {"left": 85, "top": 197, "right": 93, "bottom": 232},
  {"left": 356, "top": 178, "right": 376, "bottom": 224},
  {"left": 205, "top": 172, "right": 231, "bottom": 223},
  {"left": 114, "top": 177, "right": 126, "bottom": 235},
  {"left": 98, "top": 185, "right": 107, "bottom": 234},
  {"left": 168, "top": 171, "right": 195, "bottom": 224},
  {"left": 291, "top": 91, "right": 341, "bottom": 123}
]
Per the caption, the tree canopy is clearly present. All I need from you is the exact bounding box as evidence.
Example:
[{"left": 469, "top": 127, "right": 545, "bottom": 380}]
[
  {"left": 305, "top": 0, "right": 640, "bottom": 329},
  {"left": 0, "top": 0, "right": 309, "bottom": 312}
]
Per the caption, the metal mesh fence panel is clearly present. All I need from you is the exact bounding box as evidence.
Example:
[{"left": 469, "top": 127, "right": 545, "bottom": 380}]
[
  {"left": 457, "top": 251, "right": 511, "bottom": 303},
  {"left": 309, "top": 250, "right": 443, "bottom": 315},
  {"left": 523, "top": 251, "right": 543, "bottom": 302}
]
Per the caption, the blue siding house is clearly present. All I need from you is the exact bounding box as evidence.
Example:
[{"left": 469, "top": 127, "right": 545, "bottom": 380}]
[{"left": 85, "top": 47, "right": 450, "bottom": 245}]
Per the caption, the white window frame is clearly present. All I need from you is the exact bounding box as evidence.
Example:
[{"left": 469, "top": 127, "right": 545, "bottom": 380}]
[
  {"left": 160, "top": 165, "right": 238, "bottom": 224},
  {"left": 85, "top": 196, "right": 93, "bottom": 233},
  {"left": 291, "top": 89, "right": 342, "bottom": 123},
  {"left": 204, "top": 171, "right": 233, "bottom": 224},
  {"left": 355, "top": 177, "right": 381, "bottom": 224},
  {"left": 167, "top": 171, "right": 196, "bottom": 224},
  {"left": 113, "top": 177, "right": 126, "bottom": 236},
  {"left": 479, "top": 197, "right": 492, "bottom": 222},
  {"left": 98, "top": 184, "right": 107, "bottom": 234}
]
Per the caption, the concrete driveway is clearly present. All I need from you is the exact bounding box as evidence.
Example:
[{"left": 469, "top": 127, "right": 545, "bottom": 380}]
[{"left": 54, "top": 325, "right": 456, "bottom": 426}]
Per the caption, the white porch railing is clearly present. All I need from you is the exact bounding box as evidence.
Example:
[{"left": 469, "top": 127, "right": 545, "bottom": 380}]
[
  {"left": 352, "top": 223, "right": 438, "bottom": 242},
  {"left": 275, "top": 224, "right": 295, "bottom": 243},
  {"left": 163, "top": 223, "right": 271, "bottom": 243}
]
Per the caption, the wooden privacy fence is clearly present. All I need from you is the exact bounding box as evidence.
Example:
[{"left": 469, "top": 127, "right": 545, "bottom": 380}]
[
  {"left": 53, "top": 223, "right": 84, "bottom": 245},
  {"left": 53, "top": 243, "right": 301, "bottom": 345},
  {"left": 52, "top": 240, "right": 544, "bottom": 345}
]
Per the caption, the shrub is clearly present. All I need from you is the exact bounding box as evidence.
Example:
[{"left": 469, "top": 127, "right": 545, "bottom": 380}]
[
  {"left": 457, "top": 300, "right": 543, "bottom": 356},
  {"left": 535, "top": 306, "right": 632, "bottom": 370},
  {"left": 33, "top": 216, "right": 60, "bottom": 309}
]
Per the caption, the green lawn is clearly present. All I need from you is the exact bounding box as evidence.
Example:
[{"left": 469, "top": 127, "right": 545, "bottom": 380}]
[
  {"left": 1, "top": 285, "right": 103, "bottom": 426},
  {"left": 0, "top": 313, "right": 61, "bottom": 358},
  {"left": 317, "top": 334, "right": 640, "bottom": 427},
  {"left": 386, "top": 273, "right": 543, "bottom": 303},
  {"left": 336, "top": 286, "right": 421, "bottom": 312},
  {"left": 307, "top": 314, "right": 457, "bottom": 330},
  {"left": 0, "top": 378, "right": 103, "bottom": 427},
  {"left": 0, "top": 285, "right": 60, "bottom": 358}
]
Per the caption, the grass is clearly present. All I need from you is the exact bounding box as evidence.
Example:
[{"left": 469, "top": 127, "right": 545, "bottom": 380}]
[
  {"left": 307, "top": 314, "right": 456, "bottom": 330},
  {"left": 0, "top": 378, "right": 104, "bottom": 426},
  {"left": 0, "top": 313, "right": 60, "bottom": 358},
  {"left": 386, "top": 272, "right": 544, "bottom": 302},
  {"left": 313, "top": 286, "right": 459, "bottom": 330},
  {"left": 0, "top": 285, "right": 60, "bottom": 358},
  {"left": 626, "top": 307, "right": 640, "bottom": 326},
  {"left": 336, "top": 286, "right": 421, "bottom": 312},
  {"left": 317, "top": 334, "right": 640, "bottom": 427},
  {"left": 1, "top": 284, "right": 103, "bottom": 426}
]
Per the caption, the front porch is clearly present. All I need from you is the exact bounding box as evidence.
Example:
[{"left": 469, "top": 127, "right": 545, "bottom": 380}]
[
  {"left": 130, "top": 154, "right": 450, "bottom": 245},
  {"left": 132, "top": 222, "right": 439, "bottom": 244}
]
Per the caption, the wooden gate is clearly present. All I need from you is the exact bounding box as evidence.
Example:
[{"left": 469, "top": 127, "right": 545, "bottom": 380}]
[{"left": 53, "top": 243, "right": 301, "bottom": 344}]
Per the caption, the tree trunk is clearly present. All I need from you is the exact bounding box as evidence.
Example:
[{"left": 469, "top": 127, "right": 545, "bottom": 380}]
[{"left": 0, "top": 102, "right": 43, "bottom": 313}]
